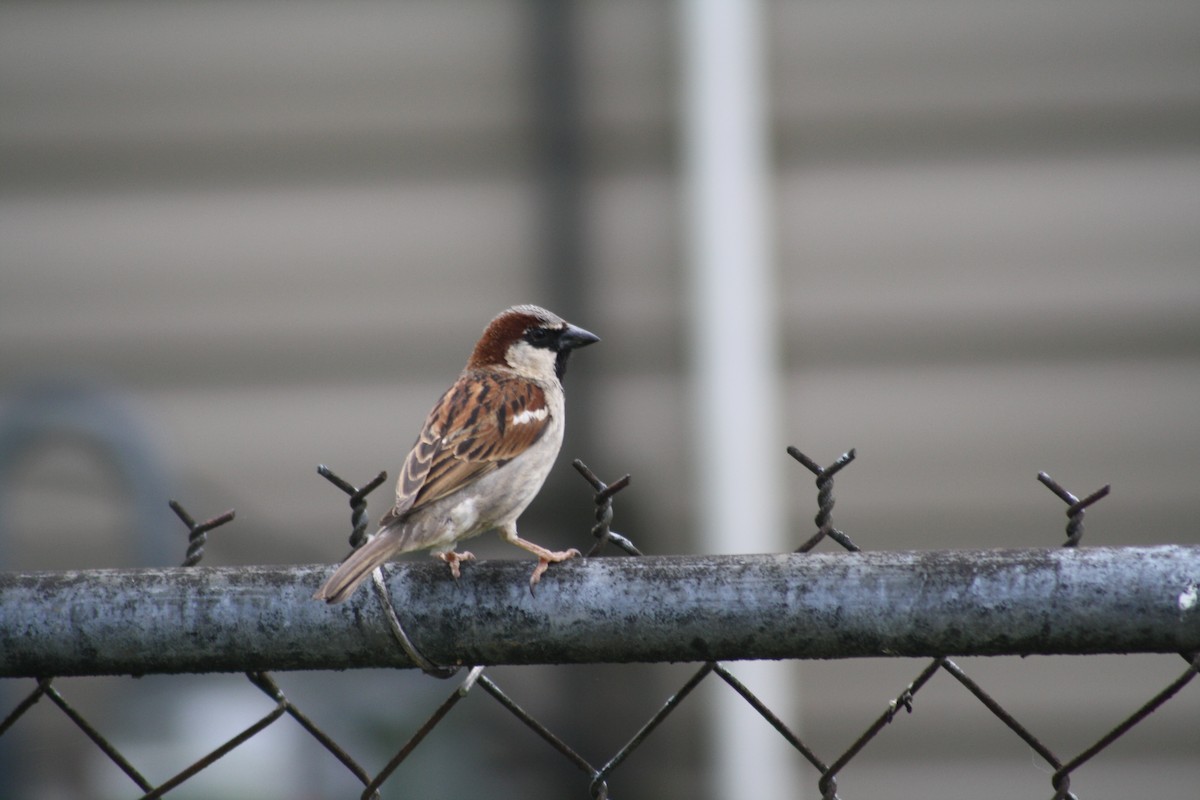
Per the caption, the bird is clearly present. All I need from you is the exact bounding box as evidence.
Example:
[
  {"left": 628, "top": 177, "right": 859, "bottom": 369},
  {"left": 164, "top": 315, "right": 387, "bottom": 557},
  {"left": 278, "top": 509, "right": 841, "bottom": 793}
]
[{"left": 314, "top": 304, "right": 599, "bottom": 604}]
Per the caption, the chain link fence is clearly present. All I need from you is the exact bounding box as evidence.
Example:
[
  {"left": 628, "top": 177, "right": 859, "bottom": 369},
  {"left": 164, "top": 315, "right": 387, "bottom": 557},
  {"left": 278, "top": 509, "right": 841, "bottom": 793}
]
[{"left": 2, "top": 447, "right": 1198, "bottom": 799}]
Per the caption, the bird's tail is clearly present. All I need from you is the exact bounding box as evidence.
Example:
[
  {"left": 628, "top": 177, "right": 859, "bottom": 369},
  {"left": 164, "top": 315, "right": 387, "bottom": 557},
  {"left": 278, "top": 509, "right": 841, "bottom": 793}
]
[{"left": 313, "top": 531, "right": 401, "bottom": 604}]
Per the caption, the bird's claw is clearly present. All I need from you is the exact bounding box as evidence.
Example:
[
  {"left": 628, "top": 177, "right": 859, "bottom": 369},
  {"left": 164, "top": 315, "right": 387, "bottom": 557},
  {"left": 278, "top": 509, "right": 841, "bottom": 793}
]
[
  {"left": 437, "top": 550, "right": 476, "bottom": 580},
  {"left": 528, "top": 548, "right": 581, "bottom": 595}
]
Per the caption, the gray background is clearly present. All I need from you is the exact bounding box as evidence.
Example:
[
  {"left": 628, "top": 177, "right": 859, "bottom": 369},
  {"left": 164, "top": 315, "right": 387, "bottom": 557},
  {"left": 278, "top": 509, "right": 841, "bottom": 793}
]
[{"left": 2, "top": 2, "right": 1198, "bottom": 798}]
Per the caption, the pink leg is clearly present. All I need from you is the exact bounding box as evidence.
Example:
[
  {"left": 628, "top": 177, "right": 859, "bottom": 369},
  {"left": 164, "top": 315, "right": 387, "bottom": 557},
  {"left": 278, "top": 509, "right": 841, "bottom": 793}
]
[{"left": 498, "top": 523, "right": 581, "bottom": 588}]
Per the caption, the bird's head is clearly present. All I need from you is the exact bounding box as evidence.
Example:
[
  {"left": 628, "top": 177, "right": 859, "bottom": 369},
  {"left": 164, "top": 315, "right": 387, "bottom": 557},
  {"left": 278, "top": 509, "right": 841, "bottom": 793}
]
[{"left": 468, "top": 304, "right": 600, "bottom": 382}]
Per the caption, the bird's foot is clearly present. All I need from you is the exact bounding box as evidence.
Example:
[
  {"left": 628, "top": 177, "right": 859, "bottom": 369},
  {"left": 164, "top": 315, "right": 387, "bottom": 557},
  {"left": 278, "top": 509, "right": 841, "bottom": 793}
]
[
  {"left": 435, "top": 550, "right": 476, "bottom": 579},
  {"left": 528, "top": 548, "right": 581, "bottom": 593}
]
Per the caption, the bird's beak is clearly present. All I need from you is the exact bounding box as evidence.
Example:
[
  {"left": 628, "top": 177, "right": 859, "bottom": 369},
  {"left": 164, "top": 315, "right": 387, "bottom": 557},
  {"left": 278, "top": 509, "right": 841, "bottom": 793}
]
[{"left": 558, "top": 324, "right": 600, "bottom": 351}]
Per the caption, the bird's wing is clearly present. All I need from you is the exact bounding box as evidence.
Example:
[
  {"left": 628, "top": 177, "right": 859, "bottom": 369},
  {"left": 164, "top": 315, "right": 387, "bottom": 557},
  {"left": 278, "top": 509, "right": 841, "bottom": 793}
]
[{"left": 379, "top": 370, "right": 551, "bottom": 527}]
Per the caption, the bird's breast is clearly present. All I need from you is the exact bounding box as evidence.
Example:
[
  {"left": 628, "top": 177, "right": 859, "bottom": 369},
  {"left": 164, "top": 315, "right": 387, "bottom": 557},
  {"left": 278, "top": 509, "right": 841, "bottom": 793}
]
[{"left": 411, "top": 409, "right": 564, "bottom": 547}]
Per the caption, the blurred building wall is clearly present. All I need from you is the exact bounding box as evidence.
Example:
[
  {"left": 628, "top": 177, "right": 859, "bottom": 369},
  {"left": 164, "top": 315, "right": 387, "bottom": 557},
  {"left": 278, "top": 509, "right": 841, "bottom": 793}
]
[{"left": 1, "top": 2, "right": 1198, "bottom": 798}]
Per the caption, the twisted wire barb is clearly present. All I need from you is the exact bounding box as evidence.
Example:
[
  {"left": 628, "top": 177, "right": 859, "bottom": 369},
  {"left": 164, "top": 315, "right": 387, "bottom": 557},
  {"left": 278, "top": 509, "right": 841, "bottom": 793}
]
[
  {"left": 573, "top": 459, "right": 638, "bottom": 556},
  {"left": 1037, "top": 471, "right": 1111, "bottom": 547},
  {"left": 780, "top": 450, "right": 1123, "bottom": 800},
  {"left": 0, "top": 500, "right": 326, "bottom": 800},
  {"left": 336, "top": 460, "right": 642, "bottom": 799},
  {"left": 317, "top": 464, "right": 388, "bottom": 550},
  {"left": 32, "top": 499, "right": 254, "bottom": 800},
  {"left": 168, "top": 499, "right": 235, "bottom": 567},
  {"left": 163, "top": 501, "right": 384, "bottom": 799},
  {"left": 317, "top": 464, "right": 458, "bottom": 679},
  {"left": 480, "top": 459, "right": 637, "bottom": 799},
  {"left": 1033, "top": 472, "right": 1113, "bottom": 800},
  {"left": 169, "top": 496, "right": 393, "bottom": 798},
  {"left": 567, "top": 459, "right": 838, "bottom": 798},
  {"left": 790, "top": 447, "right": 859, "bottom": 553}
]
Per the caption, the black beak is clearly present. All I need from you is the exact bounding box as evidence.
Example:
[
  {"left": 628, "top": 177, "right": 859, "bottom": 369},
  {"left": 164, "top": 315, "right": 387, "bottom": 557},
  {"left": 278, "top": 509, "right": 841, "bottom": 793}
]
[
  {"left": 557, "top": 324, "right": 600, "bottom": 351},
  {"left": 553, "top": 324, "right": 598, "bottom": 381}
]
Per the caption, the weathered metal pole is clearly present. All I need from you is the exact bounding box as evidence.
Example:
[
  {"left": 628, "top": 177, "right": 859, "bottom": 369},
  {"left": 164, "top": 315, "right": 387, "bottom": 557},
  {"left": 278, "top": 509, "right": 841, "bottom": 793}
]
[{"left": 2, "top": 546, "right": 1197, "bottom": 678}]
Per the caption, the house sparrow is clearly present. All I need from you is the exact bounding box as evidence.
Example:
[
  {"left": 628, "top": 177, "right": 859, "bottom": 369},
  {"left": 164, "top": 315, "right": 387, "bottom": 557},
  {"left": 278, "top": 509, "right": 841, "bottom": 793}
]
[{"left": 314, "top": 304, "right": 599, "bottom": 604}]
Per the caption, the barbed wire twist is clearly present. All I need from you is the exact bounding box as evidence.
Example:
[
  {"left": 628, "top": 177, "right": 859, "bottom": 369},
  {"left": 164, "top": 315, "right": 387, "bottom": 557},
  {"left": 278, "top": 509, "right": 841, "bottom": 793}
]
[
  {"left": 317, "top": 464, "right": 460, "bottom": 680},
  {"left": 572, "top": 459, "right": 638, "bottom": 556},
  {"left": 317, "top": 464, "right": 388, "bottom": 551},
  {"left": 1037, "top": 471, "right": 1111, "bottom": 548},
  {"left": 170, "top": 498, "right": 385, "bottom": 800},
  {"left": 168, "top": 499, "right": 234, "bottom": 567}
]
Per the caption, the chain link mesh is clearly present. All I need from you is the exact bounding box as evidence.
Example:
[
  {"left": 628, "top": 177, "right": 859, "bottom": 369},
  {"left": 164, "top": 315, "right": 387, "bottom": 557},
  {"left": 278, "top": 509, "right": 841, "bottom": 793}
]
[{"left": 2, "top": 448, "right": 1197, "bottom": 799}]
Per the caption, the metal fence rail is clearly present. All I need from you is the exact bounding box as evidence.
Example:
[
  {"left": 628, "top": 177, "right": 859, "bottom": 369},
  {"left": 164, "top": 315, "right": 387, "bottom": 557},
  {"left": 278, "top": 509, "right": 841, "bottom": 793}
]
[
  {"left": 2, "top": 451, "right": 1198, "bottom": 800},
  {"left": 3, "top": 547, "right": 1199, "bottom": 677}
]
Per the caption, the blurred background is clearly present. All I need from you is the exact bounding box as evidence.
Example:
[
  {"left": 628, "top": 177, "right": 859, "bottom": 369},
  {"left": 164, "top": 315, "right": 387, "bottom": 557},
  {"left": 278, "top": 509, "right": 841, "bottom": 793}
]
[{"left": 1, "top": 1, "right": 1198, "bottom": 798}]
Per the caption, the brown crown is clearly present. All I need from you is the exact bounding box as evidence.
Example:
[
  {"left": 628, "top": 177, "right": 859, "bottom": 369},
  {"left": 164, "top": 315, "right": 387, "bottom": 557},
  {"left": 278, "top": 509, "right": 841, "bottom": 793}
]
[{"left": 466, "top": 305, "right": 563, "bottom": 369}]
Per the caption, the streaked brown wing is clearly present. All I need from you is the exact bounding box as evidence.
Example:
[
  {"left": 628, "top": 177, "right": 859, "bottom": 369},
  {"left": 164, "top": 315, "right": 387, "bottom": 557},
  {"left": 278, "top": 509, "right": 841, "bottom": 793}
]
[{"left": 382, "top": 370, "right": 550, "bottom": 525}]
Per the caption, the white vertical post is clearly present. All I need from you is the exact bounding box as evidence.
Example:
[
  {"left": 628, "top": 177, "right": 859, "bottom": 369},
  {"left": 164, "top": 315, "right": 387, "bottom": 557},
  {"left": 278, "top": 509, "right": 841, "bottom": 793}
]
[{"left": 680, "top": 1, "right": 801, "bottom": 798}]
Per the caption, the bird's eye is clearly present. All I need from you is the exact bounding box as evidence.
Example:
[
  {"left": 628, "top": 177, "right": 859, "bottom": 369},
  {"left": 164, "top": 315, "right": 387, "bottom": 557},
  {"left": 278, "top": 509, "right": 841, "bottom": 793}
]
[{"left": 525, "top": 327, "right": 554, "bottom": 346}]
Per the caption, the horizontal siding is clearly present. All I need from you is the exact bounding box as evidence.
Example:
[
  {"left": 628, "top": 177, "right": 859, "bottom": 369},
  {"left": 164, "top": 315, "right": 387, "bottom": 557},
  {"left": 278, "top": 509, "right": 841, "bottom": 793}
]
[{"left": 1, "top": 2, "right": 1197, "bottom": 799}]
